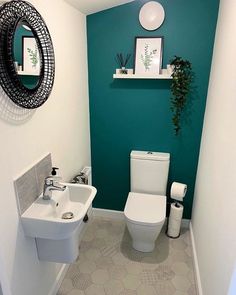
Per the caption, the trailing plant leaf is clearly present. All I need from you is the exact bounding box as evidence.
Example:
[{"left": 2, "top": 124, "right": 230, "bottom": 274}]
[{"left": 170, "top": 56, "right": 193, "bottom": 135}]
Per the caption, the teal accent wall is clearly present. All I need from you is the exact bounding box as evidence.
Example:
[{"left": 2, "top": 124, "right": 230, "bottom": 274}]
[
  {"left": 13, "top": 26, "right": 38, "bottom": 89},
  {"left": 87, "top": 0, "right": 219, "bottom": 219}
]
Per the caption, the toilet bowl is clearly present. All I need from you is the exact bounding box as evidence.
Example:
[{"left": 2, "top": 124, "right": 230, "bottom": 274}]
[
  {"left": 124, "top": 151, "right": 170, "bottom": 252},
  {"left": 124, "top": 192, "right": 166, "bottom": 252}
]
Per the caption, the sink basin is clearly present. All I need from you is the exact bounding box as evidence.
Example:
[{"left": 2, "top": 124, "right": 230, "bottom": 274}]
[{"left": 21, "top": 183, "right": 97, "bottom": 239}]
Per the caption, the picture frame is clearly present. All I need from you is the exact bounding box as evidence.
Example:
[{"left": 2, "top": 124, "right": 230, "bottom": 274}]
[
  {"left": 134, "top": 36, "right": 163, "bottom": 75},
  {"left": 22, "top": 36, "right": 40, "bottom": 74}
]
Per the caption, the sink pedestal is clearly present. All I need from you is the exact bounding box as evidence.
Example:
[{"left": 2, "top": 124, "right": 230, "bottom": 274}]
[{"left": 36, "top": 226, "right": 80, "bottom": 263}]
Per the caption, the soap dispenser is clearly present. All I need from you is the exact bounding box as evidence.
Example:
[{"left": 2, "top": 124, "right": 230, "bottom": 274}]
[{"left": 51, "top": 167, "right": 59, "bottom": 176}]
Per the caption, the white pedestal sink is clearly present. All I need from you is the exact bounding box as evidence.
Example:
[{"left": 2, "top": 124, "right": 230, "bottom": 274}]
[{"left": 21, "top": 183, "right": 97, "bottom": 263}]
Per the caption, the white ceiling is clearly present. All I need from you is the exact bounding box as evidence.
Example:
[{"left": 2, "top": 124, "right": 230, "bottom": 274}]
[{"left": 65, "top": 0, "right": 135, "bottom": 15}]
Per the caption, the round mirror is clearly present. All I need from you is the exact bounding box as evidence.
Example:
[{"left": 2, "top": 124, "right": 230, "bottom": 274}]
[
  {"left": 0, "top": 0, "right": 55, "bottom": 109},
  {"left": 13, "top": 21, "right": 42, "bottom": 90}
]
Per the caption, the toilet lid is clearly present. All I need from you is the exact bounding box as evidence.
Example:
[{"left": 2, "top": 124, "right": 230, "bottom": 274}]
[{"left": 124, "top": 192, "right": 166, "bottom": 226}]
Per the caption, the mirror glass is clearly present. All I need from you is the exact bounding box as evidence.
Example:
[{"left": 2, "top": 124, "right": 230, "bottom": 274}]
[{"left": 13, "top": 21, "right": 42, "bottom": 90}]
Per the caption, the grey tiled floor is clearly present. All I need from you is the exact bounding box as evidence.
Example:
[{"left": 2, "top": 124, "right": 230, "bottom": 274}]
[{"left": 57, "top": 217, "right": 197, "bottom": 295}]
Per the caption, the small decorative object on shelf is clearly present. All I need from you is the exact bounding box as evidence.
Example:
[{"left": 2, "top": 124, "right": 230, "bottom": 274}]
[
  {"left": 170, "top": 56, "right": 193, "bottom": 135},
  {"left": 14, "top": 61, "right": 18, "bottom": 71},
  {"left": 115, "top": 69, "right": 133, "bottom": 75},
  {"left": 167, "top": 64, "right": 174, "bottom": 75},
  {"left": 116, "top": 53, "right": 131, "bottom": 74}
]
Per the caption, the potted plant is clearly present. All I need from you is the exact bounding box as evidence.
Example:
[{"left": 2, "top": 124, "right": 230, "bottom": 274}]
[{"left": 170, "top": 56, "right": 193, "bottom": 135}]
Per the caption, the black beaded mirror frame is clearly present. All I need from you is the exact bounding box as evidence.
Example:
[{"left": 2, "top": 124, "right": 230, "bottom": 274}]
[{"left": 0, "top": 0, "right": 55, "bottom": 109}]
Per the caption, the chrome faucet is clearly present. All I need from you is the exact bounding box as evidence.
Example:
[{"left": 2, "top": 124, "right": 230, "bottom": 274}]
[{"left": 43, "top": 176, "right": 66, "bottom": 200}]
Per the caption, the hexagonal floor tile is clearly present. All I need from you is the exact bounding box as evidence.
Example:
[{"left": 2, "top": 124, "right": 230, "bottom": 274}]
[
  {"left": 58, "top": 217, "right": 197, "bottom": 295},
  {"left": 122, "top": 274, "right": 141, "bottom": 290},
  {"left": 85, "top": 248, "right": 101, "bottom": 261},
  {"left": 91, "top": 269, "right": 110, "bottom": 284},
  {"left": 85, "top": 283, "right": 106, "bottom": 295},
  {"left": 95, "top": 256, "right": 113, "bottom": 269},
  {"left": 95, "top": 229, "right": 108, "bottom": 239},
  {"left": 83, "top": 230, "right": 95, "bottom": 242},
  {"left": 140, "top": 257, "right": 159, "bottom": 270},
  {"left": 171, "top": 262, "right": 190, "bottom": 276},
  {"left": 57, "top": 278, "right": 73, "bottom": 295},
  {"left": 140, "top": 269, "right": 159, "bottom": 285},
  {"left": 169, "top": 250, "right": 191, "bottom": 264},
  {"left": 185, "top": 246, "right": 193, "bottom": 257},
  {"left": 188, "top": 270, "right": 195, "bottom": 284},
  {"left": 109, "top": 264, "right": 127, "bottom": 280},
  {"left": 112, "top": 252, "right": 129, "bottom": 265},
  {"left": 155, "top": 281, "right": 176, "bottom": 295},
  {"left": 170, "top": 239, "right": 187, "bottom": 251},
  {"left": 119, "top": 290, "right": 137, "bottom": 295},
  {"left": 100, "top": 243, "right": 119, "bottom": 257},
  {"left": 92, "top": 238, "right": 106, "bottom": 249},
  {"left": 104, "top": 279, "right": 124, "bottom": 295},
  {"left": 188, "top": 284, "right": 198, "bottom": 295},
  {"left": 155, "top": 264, "right": 175, "bottom": 281},
  {"left": 66, "top": 264, "right": 80, "bottom": 279},
  {"left": 80, "top": 240, "right": 94, "bottom": 251},
  {"left": 67, "top": 289, "right": 84, "bottom": 295},
  {"left": 172, "top": 275, "right": 191, "bottom": 292},
  {"left": 125, "top": 262, "right": 143, "bottom": 275},
  {"left": 72, "top": 273, "right": 92, "bottom": 290},
  {"left": 173, "top": 291, "right": 187, "bottom": 295},
  {"left": 79, "top": 260, "right": 97, "bottom": 274},
  {"left": 137, "top": 284, "right": 157, "bottom": 295}
]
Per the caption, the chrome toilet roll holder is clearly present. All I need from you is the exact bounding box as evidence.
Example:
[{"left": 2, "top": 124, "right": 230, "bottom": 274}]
[{"left": 166, "top": 182, "right": 187, "bottom": 239}]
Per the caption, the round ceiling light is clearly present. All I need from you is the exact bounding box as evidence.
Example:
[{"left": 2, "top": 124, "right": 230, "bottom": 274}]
[{"left": 139, "top": 1, "right": 165, "bottom": 31}]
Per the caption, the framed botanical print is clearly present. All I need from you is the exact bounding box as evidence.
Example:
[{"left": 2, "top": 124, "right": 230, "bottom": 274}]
[
  {"left": 22, "top": 36, "right": 40, "bottom": 75},
  {"left": 134, "top": 36, "right": 163, "bottom": 75}
]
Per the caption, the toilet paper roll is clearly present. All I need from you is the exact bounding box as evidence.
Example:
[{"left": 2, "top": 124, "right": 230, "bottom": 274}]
[
  {"left": 167, "top": 203, "right": 184, "bottom": 238},
  {"left": 170, "top": 182, "right": 187, "bottom": 202}
]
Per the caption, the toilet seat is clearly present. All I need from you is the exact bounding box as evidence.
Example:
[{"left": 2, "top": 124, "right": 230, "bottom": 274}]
[{"left": 124, "top": 192, "right": 166, "bottom": 226}]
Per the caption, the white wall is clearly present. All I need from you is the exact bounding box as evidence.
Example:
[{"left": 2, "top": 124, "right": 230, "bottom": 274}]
[
  {"left": 192, "top": 0, "right": 236, "bottom": 294},
  {"left": 0, "top": 0, "right": 90, "bottom": 294}
]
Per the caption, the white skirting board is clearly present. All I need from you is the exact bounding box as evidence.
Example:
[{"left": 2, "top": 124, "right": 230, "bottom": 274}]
[
  {"left": 93, "top": 208, "right": 125, "bottom": 220},
  {"left": 93, "top": 207, "right": 190, "bottom": 228},
  {"left": 48, "top": 264, "right": 69, "bottom": 295},
  {"left": 190, "top": 222, "right": 203, "bottom": 295}
]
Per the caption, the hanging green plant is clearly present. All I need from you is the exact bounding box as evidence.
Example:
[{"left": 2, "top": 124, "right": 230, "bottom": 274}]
[{"left": 170, "top": 56, "right": 193, "bottom": 135}]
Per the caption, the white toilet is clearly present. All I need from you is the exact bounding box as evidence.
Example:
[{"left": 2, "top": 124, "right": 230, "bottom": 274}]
[{"left": 124, "top": 150, "right": 170, "bottom": 252}]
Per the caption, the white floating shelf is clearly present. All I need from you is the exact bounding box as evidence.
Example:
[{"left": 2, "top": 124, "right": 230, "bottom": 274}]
[
  {"left": 17, "top": 71, "right": 39, "bottom": 76},
  {"left": 113, "top": 73, "right": 172, "bottom": 79}
]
